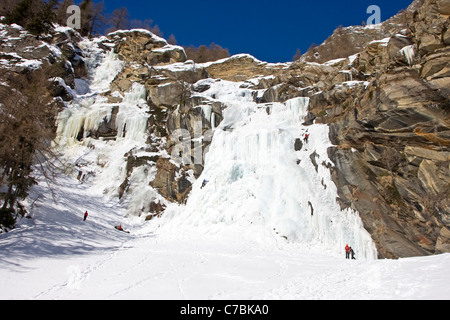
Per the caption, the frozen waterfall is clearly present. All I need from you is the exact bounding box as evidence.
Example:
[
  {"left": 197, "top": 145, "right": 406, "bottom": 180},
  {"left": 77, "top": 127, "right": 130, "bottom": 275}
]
[
  {"left": 53, "top": 39, "right": 155, "bottom": 207},
  {"left": 161, "top": 81, "right": 377, "bottom": 260},
  {"left": 52, "top": 38, "right": 377, "bottom": 260}
]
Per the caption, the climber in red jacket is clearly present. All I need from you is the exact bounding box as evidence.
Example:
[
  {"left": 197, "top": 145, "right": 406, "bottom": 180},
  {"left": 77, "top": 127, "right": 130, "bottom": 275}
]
[
  {"left": 304, "top": 133, "right": 310, "bottom": 143},
  {"left": 345, "top": 244, "right": 350, "bottom": 259}
]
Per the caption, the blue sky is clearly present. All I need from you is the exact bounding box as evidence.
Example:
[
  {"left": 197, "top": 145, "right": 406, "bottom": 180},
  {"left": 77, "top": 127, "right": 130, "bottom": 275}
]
[{"left": 100, "top": 0, "right": 414, "bottom": 63}]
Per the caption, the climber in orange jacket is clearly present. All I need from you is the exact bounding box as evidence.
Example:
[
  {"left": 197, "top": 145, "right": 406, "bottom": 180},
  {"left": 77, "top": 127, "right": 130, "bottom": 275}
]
[{"left": 345, "top": 244, "right": 350, "bottom": 259}]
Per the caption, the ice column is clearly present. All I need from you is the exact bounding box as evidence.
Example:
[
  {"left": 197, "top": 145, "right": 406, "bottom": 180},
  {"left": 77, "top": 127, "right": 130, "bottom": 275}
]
[{"left": 162, "top": 92, "right": 377, "bottom": 260}]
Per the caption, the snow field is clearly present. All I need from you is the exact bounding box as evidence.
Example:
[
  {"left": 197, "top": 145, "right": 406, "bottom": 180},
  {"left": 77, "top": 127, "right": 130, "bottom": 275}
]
[
  {"left": 1, "top": 37, "right": 449, "bottom": 300},
  {"left": 1, "top": 179, "right": 449, "bottom": 300}
]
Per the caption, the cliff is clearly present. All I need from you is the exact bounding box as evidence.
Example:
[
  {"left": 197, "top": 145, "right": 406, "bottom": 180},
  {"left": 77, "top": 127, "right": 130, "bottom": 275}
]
[{"left": 1, "top": 0, "right": 448, "bottom": 258}]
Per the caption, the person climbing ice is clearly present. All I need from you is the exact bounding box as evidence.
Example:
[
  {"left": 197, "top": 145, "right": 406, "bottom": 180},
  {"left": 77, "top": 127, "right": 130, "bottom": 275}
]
[
  {"left": 201, "top": 179, "right": 209, "bottom": 189},
  {"left": 83, "top": 211, "right": 88, "bottom": 221},
  {"left": 303, "top": 131, "right": 310, "bottom": 143}
]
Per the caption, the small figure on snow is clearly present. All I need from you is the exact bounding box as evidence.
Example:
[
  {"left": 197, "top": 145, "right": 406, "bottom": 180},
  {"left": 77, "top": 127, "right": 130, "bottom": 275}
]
[
  {"left": 303, "top": 132, "right": 310, "bottom": 143},
  {"left": 349, "top": 247, "right": 356, "bottom": 260},
  {"left": 201, "top": 179, "right": 209, "bottom": 189},
  {"left": 83, "top": 211, "right": 88, "bottom": 221},
  {"left": 115, "top": 225, "right": 130, "bottom": 233},
  {"left": 345, "top": 244, "right": 350, "bottom": 259}
]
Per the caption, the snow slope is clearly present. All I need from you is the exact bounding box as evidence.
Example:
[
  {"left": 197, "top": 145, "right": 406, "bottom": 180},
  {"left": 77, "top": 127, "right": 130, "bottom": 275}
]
[
  {"left": 1, "top": 173, "right": 449, "bottom": 300},
  {"left": 1, "top": 36, "right": 450, "bottom": 300}
]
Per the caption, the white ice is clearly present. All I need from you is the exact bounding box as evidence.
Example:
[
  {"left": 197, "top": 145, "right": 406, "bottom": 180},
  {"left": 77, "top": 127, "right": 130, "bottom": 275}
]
[
  {"left": 0, "top": 172, "right": 449, "bottom": 300},
  {"left": 1, "top": 37, "right": 449, "bottom": 300}
]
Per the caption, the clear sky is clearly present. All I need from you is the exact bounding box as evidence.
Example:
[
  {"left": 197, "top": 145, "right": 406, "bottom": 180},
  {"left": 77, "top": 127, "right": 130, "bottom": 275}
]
[{"left": 99, "top": 0, "right": 414, "bottom": 63}]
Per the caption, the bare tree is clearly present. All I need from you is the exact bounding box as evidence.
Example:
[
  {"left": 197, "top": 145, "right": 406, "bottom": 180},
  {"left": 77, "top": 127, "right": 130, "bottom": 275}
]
[
  {"left": 184, "top": 43, "right": 230, "bottom": 63},
  {"left": 168, "top": 34, "right": 177, "bottom": 45},
  {"left": 54, "top": 0, "right": 74, "bottom": 26},
  {"left": 0, "top": 67, "right": 59, "bottom": 228},
  {"left": 292, "top": 48, "right": 302, "bottom": 61},
  {"left": 87, "top": 0, "right": 105, "bottom": 37},
  {"left": 106, "top": 7, "right": 130, "bottom": 33}
]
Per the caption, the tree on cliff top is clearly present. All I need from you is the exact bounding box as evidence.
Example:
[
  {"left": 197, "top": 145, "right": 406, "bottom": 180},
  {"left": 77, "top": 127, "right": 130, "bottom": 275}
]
[
  {"left": 184, "top": 43, "right": 230, "bottom": 63},
  {"left": 4, "top": 0, "right": 58, "bottom": 36},
  {"left": 105, "top": 6, "right": 130, "bottom": 33}
]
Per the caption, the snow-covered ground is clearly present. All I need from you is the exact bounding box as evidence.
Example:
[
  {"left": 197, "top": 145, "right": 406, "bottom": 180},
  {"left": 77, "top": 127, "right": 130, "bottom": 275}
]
[{"left": 1, "top": 173, "right": 449, "bottom": 300}]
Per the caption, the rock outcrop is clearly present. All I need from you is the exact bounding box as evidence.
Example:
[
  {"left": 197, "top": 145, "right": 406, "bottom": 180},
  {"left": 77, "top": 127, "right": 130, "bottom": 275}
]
[
  {"left": 0, "top": 23, "right": 86, "bottom": 105},
  {"left": 324, "top": 0, "right": 449, "bottom": 258}
]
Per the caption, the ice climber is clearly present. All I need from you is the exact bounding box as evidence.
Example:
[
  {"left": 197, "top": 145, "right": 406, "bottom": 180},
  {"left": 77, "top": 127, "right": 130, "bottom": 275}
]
[
  {"left": 345, "top": 244, "right": 350, "bottom": 259},
  {"left": 350, "top": 247, "right": 356, "bottom": 260},
  {"left": 83, "top": 211, "right": 88, "bottom": 221},
  {"left": 201, "top": 179, "right": 209, "bottom": 189},
  {"left": 304, "top": 133, "right": 310, "bottom": 143}
]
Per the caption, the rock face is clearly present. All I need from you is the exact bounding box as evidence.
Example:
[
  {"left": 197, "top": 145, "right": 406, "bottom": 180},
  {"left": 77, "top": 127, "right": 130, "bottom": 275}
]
[
  {"left": 289, "top": 0, "right": 449, "bottom": 258},
  {"left": 108, "top": 29, "right": 187, "bottom": 66},
  {"left": 74, "top": 30, "right": 224, "bottom": 211},
  {"left": 0, "top": 23, "right": 86, "bottom": 93},
  {"left": 61, "top": 0, "right": 449, "bottom": 258},
  {"left": 204, "top": 54, "right": 286, "bottom": 81},
  {"left": 325, "top": 0, "right": 450, "bottom": 258}
]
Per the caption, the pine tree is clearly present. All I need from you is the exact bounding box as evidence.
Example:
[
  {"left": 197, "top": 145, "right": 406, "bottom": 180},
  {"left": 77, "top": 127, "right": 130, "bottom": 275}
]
[
  {"left": 26, "top": 0, "right": 57, "bottom": 36},
  {"left": 4, "top": 0, "right": 35, "bottom": 27},
  {"left": 4, "top": 0, "right": 57, "bottom": 36},
  {"left": 79, "top": 0, "right": 93, "bottom": 36},
  {"left": 0, "top": 0, "right": 21, "bottom": 16},
  {"left": 292, "top": 48, "right": 302, "bottom": 61}
]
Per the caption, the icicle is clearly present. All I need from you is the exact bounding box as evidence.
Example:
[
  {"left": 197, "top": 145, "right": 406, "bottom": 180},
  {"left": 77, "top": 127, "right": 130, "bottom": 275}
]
[
  {"left": 123, "top": 82, "right": 147, "bottom": 104},
  {"left": 211, "top": 112, "right": 216, "bottom": 129},
  {"left": 400, "top": 45, "right": 415, "bottom": 66},
  {"left": 200, "top": 105, "right": 212, "bottom": 123}
]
